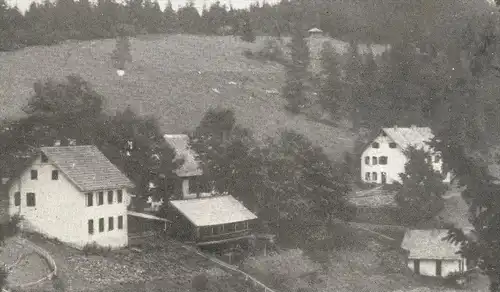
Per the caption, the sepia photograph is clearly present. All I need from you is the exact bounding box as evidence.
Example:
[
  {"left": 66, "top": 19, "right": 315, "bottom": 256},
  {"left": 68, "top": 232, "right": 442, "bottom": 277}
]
[{"left": 0, "top": 0, "right": 499, "bottom": 291}]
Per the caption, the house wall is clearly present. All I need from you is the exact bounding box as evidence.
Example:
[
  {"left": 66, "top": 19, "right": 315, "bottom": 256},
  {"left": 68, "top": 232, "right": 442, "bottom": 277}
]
[
  {"left": 8, "top": 156, "right": 84, "bottom": 247},
  {"left": 8, "top": 156, "right": 130, "bottom": 249},
  {"left": 407, "top": 258, "right": 466, "bottom": 277},
  {"left": 361, "top": 132, "right": 450, "bottom": 185},
  {"left": 361, "top": 134, "right": 407, "bottom": 184},
  {"left": 82, "top": 188, "right": 130, "bottom": 249}
]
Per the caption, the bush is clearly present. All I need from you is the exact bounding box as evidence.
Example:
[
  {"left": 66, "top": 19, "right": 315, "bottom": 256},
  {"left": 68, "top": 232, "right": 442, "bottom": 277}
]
[
  {"left": 0, "top": 214, "right": 22, "bottom": 242},
  {"left": 82, "top": 242, "right": 112, "bottom": 257}
]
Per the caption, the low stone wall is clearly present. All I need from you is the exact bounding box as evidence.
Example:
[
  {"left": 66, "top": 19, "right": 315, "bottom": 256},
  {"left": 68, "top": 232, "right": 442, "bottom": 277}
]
[{"left": 7, "top": 237, "right": 57, "bottom": 290}]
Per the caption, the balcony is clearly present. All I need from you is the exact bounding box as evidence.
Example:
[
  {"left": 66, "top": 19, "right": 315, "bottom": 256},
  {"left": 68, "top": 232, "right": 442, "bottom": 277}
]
[{"left": 197, "top": 223, "right": 253, "bottom": 246}]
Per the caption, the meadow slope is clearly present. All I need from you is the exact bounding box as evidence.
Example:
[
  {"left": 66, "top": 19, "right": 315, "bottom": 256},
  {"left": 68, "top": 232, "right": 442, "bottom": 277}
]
[{"left": 0, "top": 34, "right": 358, "bottom": 157}]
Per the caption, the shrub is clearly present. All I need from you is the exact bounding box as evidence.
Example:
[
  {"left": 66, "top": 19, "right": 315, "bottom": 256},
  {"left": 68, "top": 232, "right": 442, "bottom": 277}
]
[
  {"left": 0, "top": 214, "right": 22, "bottom": 242},
  {"left": 82, "top": 242, "right": 112, "bottom": 257}
]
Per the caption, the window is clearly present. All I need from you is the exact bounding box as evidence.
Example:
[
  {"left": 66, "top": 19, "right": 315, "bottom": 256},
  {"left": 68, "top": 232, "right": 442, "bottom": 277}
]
[
  {"left": 98, "top": 192, "right": 104, "bottom": 205},
  {"left": 117, "top": 190, "right": 123, "bottom": 203},
  {"left": 117, "top": 216, "right": 123, "bottom": 229},
  {"left": 52, "top": 170, "right": 59, "bottom": 180},
  {"left": 88, "top": 219, "right": 94, "bottom": 235},
  {"left": 107, "top": 191, "right": 113, "bottom": 204},
  {"left": 372, "top": 157, "right": 378, "bottom": 165},
  {"left": 226, "top": 223, "right": 235, "bottom": 233},
  {"left": 372, "top": 142, "right": 380, "bottom": 149},
  {"left": 14, "top": 192, "right": 20, "bottom": 206},
  {"left": 365, "top": 172, "right": 371, "bottom": 181},
  {"left": 372, "top": 172, "right": 378, "bottom": 182},
  {"left": 108, "top": 217, "right": 114, "bottom": 231},
  {"left": 212, "top": 225, "right": 221, "bottom": 235},
  {"left": 379, "top": 156, "right": 388, "bottom": 165},
  {"left": 434, "top": 155, "right": 441, "bottom": 163},
  {"left": 99, "top": 218, "right": 104, "bottom": 232},
  {"left": 389, "top": 142, "right": 397, "bottom": 148},
  {"left": 364, "top": 156, "right": 370, "bottom": 165},
  {"left": 41, "top": 153, "right": 48, "bottom": 163},
  {"left": 86, "top": 193, "right": 93, "bottom": 207},
  {"left": 31, "top": 170, "right": 38, "bottom": 180},
  {"left": 26, "top": 193, "right": 36, "bottom": 207}
]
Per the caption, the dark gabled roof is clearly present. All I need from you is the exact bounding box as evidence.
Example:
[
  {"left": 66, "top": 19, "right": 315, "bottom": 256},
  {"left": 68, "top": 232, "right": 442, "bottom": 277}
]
[{"left": 40, "top": 145, "right": 134, "bottom": 192}]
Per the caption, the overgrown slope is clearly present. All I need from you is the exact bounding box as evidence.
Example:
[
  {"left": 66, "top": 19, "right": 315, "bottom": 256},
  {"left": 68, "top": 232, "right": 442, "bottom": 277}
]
[{"left": 0, "top": 34, "right": 355, "bottom": 158}]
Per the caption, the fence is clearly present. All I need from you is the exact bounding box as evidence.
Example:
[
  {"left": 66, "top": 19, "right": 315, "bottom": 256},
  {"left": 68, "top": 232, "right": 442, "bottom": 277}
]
[
  {"left": 6, "top": 237, "right": 57, "bottom": 290},
  {"left": 182, "top": 244, "right": 278, "bottom": 292}
]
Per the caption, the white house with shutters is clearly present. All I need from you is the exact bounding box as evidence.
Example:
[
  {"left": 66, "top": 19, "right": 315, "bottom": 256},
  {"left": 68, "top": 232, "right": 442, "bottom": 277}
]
[
  {"left": 401, "top": 229, "right": 469, "bottom": 277},
  {"left": 360, "top": 126, "right": 451, "bottom": 185},
  {"left": 6, "top": 145, "right": 134, "bottom": 249}
]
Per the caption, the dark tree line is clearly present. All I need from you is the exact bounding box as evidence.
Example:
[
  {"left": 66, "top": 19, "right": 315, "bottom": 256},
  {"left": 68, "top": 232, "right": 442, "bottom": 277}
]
[
  {"left": 3, "top": 0, "right": 490, "bottom": 52},
  {"left": 0, "top": 0, "right": 261, "bottom": 51}
]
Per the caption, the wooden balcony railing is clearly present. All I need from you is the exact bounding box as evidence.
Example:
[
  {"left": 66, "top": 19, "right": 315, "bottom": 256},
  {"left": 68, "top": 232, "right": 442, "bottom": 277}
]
[{"left": 197, "top": 229, "right": 252, "bottom": 245}]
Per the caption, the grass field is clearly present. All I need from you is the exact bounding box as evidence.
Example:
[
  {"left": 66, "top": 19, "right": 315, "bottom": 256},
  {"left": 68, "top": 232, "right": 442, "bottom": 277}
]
[{"left": 0, "top": 34, "right": 358, "bottom": 158}]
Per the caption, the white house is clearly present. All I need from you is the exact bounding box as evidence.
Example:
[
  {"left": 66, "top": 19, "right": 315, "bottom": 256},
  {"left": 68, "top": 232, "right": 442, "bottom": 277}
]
[
  {"left": 308, "top": 27, "right": 324, "bottom": 37},
  {"left": 360, "top": 126, "right": 451, "bottom": 185},
  {"left": 7, "top": 145, "right": 134, "bottom": 249},
  {"left": 401, "top": 229, "right": 468, "bottom": 277}
]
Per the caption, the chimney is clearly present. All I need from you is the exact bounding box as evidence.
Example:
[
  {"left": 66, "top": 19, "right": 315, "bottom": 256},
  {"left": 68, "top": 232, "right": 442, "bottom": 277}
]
[
  {"left": 393, "top": 125, "right": 398, "bottom": 131},
  {"left": 54, "top": 140, "right": 61, "bottom": 146},
  {"left": 411, "top": 125, "right": 417, "bottom": 130}
]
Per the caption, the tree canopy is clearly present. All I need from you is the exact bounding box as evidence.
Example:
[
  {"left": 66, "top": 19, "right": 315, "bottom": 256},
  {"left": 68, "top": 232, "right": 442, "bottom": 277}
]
[
  {"left": 395, "top": 147, "right": 447, "bottom": 225},
  {"left": 0, "top": 75, "right": 176, "bottom": 202}
]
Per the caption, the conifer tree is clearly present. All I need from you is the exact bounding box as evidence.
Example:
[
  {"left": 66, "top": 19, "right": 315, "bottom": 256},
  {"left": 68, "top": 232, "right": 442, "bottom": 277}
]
[
  {"left": 318, "top": 41, "right": 343, "bottom": 119},
  {"left": 282, "top": 21, "right": 310, "bottom": 113},
  {"left": 111, "top": 34, "right": 132, "bottom": 73},
  {"left": 240, "top": 12, "right": 255, "bottom": 43}
]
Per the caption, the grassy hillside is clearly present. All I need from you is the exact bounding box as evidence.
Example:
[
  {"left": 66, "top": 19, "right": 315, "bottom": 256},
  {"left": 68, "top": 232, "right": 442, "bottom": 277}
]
[{"left": 0, "top": 34, "right": 358, "bottom": 157}]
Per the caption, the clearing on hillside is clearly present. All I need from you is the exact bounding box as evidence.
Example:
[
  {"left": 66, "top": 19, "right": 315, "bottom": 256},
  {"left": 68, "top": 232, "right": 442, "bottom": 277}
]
[{"left": 0, "top": 34, "right": 356, "bottom": 158}]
